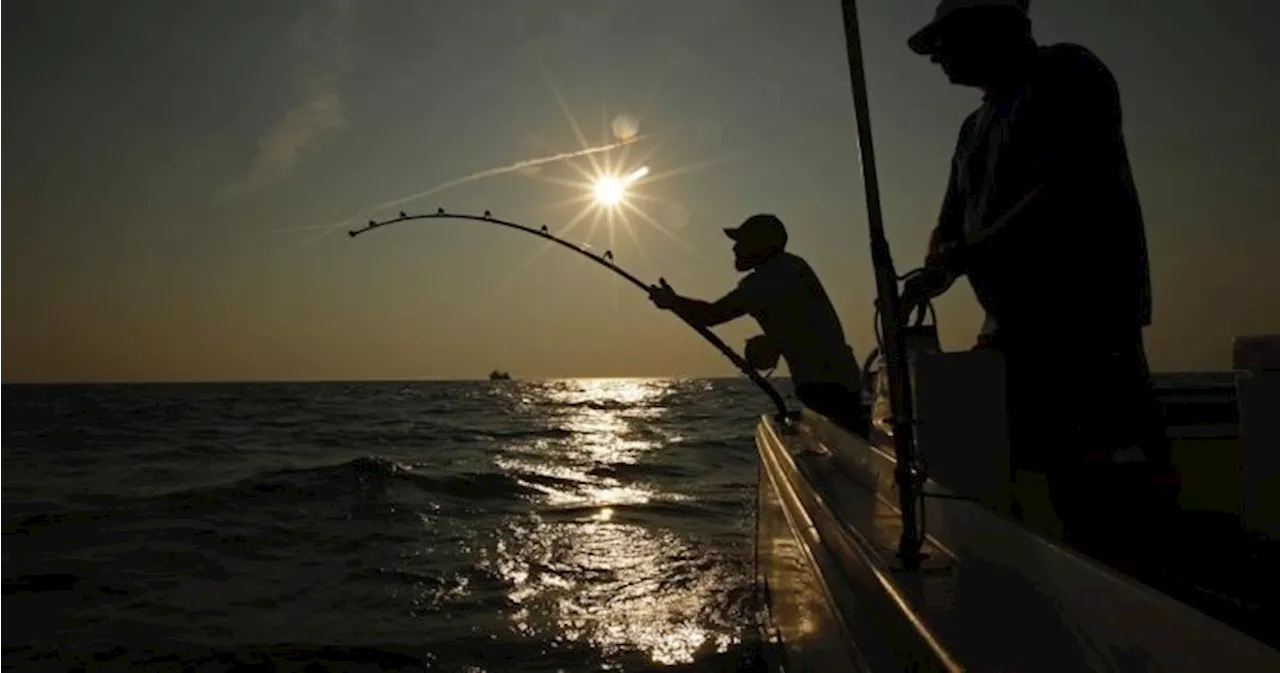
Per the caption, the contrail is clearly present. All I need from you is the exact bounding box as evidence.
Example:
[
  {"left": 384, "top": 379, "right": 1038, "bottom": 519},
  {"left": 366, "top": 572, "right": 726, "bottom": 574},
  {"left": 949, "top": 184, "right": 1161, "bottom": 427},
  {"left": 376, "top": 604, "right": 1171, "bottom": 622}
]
[{"left": 279, "top": 135, "right": 647, "bottom": 241}]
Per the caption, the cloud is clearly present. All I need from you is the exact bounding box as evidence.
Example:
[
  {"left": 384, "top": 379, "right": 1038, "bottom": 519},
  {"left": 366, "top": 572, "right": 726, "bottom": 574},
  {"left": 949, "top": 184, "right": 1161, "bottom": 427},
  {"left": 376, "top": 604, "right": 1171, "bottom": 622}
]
[
  {"left": 218, "top": 0, "right": 352, "bottom": 200},
  {"left": 218, "top": 92, "right": 346, "bottom": 200}
]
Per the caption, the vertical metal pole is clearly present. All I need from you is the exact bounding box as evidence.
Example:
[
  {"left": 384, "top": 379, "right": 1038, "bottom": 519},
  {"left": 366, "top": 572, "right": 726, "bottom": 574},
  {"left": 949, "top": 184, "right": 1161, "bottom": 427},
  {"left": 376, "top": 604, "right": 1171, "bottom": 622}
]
[{"left": 837, "top": 0, "right": 924, "bottom": 569}]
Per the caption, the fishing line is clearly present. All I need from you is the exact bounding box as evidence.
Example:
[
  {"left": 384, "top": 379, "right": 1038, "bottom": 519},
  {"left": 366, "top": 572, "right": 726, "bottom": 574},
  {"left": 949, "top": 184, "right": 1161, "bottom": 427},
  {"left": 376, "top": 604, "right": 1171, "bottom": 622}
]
[{"left": 348, "top": 208, "right": 793, "bottom": 422}]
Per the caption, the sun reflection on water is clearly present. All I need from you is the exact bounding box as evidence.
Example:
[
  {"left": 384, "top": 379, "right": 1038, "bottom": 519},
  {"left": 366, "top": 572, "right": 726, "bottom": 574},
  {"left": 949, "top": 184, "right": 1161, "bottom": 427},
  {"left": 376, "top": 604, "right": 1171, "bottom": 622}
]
[
  {"left": 550, "top": 378, "right": 668, "bottom": 403},
  {"left": 479, "top": 378, "right": 746, "bottom": 665},
  {"left": 485, "top": 518, "right": 740, "bottom": 665}
]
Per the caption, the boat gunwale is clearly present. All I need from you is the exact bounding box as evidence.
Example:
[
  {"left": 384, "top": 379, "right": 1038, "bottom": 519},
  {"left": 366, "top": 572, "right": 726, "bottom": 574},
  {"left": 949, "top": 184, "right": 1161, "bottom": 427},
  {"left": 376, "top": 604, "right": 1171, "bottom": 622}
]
[
  {"left": 755, "top": 410, "right": 1280, "bottom": 671},
  {"left": 758, "top": 416, "right": 966, "bottom": 672},
  {"left": 756, "top": 423, "right": 875, "bottom": 672}
]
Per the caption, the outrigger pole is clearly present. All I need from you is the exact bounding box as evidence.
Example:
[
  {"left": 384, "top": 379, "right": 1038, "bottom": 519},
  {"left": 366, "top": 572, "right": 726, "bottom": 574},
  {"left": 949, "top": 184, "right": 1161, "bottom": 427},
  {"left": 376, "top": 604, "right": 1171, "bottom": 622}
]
[
  {"left": 837, "top": 0, "right": 927, "bottom": 569},
  {"left": 349, "top": 209, "right": 793, "bottom": 423}
]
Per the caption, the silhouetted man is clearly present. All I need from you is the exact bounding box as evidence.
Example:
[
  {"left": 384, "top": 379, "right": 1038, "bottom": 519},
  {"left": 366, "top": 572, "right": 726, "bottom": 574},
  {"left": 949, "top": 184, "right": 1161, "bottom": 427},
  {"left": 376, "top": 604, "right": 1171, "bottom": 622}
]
[
  {"left": 648, "top": 214, "right": 866, "bottom": 433},
  {"left": 899, "top": 0, "right": 1176, "bottom": 572}
]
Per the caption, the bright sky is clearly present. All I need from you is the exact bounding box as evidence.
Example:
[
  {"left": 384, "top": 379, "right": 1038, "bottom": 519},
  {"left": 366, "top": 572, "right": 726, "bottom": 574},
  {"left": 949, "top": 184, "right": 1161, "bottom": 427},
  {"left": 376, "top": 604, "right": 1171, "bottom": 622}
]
[{"left": 4, "top": 0, "right": 1278, "bottom": 382}]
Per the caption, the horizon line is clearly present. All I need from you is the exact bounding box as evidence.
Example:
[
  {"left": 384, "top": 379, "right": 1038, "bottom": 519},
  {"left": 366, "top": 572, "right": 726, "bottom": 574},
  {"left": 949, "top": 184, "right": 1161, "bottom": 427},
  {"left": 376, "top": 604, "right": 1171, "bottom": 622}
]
[
  {"left": 0, "top": 370, "right": 1237, "bottom": 387},
  {"left": 0, "top": 375, "right": 786, "bottom": 386}
]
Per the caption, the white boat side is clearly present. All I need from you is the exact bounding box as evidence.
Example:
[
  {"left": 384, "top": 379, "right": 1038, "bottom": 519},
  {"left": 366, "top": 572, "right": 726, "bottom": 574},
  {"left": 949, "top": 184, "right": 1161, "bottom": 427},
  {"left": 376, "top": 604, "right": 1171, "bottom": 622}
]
[{"left": 754, "top": 409, "right": 1280, "bottom": 672}]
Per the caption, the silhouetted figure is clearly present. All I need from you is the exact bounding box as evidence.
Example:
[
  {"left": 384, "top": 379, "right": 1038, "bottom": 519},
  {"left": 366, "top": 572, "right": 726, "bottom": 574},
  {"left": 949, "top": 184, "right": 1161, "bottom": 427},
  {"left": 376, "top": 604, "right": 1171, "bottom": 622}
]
[
  {"left": 648, "top": 214, "right": 866, "bottom": 433},
  {"left": 899, "top": 0, "right": 1176, "bottom": 575}
]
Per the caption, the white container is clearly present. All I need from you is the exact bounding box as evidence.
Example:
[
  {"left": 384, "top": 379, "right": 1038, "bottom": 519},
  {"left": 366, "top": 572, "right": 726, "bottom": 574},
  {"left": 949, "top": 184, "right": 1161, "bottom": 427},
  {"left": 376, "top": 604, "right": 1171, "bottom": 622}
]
[
  {"left": 868, "top": 327, "right": 1012, "bottom": 510},
  {"left": 913, "top": 348, "right": 1012, "bottom": 511}
]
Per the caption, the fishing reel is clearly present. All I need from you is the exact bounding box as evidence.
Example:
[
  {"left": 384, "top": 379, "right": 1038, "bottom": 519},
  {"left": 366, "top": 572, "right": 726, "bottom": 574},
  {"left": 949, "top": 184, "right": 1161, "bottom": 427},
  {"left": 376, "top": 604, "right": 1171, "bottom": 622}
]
[
  {"left": 866, "top": 270, "right": 940, "bottom": 437},
  {"left": 744, "top": 334, "right": 782, "bottom": 372}
]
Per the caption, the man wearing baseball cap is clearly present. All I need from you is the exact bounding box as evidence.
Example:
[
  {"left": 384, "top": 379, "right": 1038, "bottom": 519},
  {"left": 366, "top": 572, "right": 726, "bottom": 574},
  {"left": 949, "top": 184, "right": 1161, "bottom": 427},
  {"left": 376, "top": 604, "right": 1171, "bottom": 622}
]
[
  {"left": 898, "top": 0, "right": 1175, "bottom": 576},
  {"left": 648, "top": 214, "right": 866, "bottom": 433}
]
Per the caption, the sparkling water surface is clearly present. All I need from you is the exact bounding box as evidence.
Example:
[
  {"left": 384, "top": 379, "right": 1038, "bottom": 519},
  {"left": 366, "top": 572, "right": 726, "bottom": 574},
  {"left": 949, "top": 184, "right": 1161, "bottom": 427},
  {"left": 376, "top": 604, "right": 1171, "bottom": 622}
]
[{"left": 4, "top": 379, "right": 782, "bottom": 671}]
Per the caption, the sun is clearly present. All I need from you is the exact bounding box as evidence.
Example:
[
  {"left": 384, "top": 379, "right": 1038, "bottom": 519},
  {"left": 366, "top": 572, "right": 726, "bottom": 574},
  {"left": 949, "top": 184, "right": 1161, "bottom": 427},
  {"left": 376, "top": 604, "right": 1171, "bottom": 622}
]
[
  {"left": 594, "top": 176, "right": 625, "bottom": 207},
  {"left": 591, "top": 165, "right": 651, "bottom": 209}
]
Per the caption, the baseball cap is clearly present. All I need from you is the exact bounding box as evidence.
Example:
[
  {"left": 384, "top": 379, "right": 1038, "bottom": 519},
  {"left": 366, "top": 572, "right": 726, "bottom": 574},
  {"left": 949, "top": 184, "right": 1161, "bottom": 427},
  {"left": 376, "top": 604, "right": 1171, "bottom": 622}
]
[
  {"left": 724, "top": 214, "right": 788, "bottom": 249},
  {"left": 908, "top": 0, "right": 1030, "bottom": 55}
]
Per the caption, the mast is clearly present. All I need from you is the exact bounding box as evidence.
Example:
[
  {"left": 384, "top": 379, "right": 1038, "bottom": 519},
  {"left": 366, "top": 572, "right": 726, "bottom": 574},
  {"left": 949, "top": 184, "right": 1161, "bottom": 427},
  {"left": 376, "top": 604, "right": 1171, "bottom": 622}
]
[{"left": 837, "top": 0, "right": 925, "bottom": 569}]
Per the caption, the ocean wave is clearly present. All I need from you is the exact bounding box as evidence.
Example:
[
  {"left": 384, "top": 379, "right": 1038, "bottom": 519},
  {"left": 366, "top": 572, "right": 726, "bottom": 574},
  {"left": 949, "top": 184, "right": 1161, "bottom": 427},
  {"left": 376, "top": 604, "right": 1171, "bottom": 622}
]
[
  {"left": 538, "top": 500, "right": 719, "bottom": 523},
  {"left": 552, "top": 399, "right": 659, "bottom": 412},
  {"left": 478, "top": 427, "right": 581, "bottom": 441},
  {"left": 587, "top": 462, "right": 692, "bottom": 480},
  {"left": 5, "top": 456, "right": 540, "bottom": 538},
  {"left": 2, "top": 636, "right": 767, "bottom": 673},
  {"left": 180, "top": 456, "right": 544, "bottom": 508},
  {"left": 6, "top": 507, "right": 118, "bottom": 536}
]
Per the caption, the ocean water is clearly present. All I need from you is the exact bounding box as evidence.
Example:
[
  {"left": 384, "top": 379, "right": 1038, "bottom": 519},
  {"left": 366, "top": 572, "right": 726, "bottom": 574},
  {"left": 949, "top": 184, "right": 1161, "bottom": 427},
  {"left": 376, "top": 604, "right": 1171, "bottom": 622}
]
[{"left": 3, "top": 379, "right": 785, "bottom": 672}]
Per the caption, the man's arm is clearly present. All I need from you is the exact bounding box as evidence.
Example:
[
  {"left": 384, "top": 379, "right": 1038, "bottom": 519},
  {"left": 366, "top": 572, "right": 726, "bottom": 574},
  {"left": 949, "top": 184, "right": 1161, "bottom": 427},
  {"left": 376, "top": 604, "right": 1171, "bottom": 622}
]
[
  {"left": 649, "top": 278, "right": 750, "bottom": 328},
  {"left": 926, "top": 113, "right": 980, "bottom": 276},
  {"left": 666, "top": 292, "right": 748, "bottom": 328},
  {"left": 931, "top": 159, "right": 966, "bottom": 259}
]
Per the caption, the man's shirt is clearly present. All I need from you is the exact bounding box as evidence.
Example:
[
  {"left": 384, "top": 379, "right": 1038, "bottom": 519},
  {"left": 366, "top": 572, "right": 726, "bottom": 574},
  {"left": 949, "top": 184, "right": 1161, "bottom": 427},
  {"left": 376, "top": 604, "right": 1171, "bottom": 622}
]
[
  {"left": 721, "top": 252, "right": 861, "bottom": 390},
  {"left": 938, "top": 43, "right": 1153, "bottom": 340}
]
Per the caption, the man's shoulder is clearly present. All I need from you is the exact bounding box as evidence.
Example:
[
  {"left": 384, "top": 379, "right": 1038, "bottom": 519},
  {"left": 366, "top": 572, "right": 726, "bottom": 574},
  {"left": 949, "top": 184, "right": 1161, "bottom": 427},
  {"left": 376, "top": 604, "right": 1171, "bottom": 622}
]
[
  {"left": 746, "top": 252, "right": 810, "bottom": 284},
  {"left": 959, "top": 108, "right": 984, "bottom": 135},
  {"left": 1036, "top": 43, "right": 1116, "bottom": 89},
  {"left": 773, "top": 252, "right": 815, "bottom": 276}
]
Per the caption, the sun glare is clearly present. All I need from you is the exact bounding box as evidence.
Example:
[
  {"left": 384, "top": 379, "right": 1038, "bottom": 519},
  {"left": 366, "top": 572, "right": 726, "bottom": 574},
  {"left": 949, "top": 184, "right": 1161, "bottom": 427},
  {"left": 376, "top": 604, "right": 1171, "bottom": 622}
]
[
  {"left": 514, "top": 95, "right": 724, "bottom": 275},
  {"left": 592, "top": 165, "right": 651, "bottom": 209},
  {"left": 594, "top": 176, "right": 625, "bottom": 207}
]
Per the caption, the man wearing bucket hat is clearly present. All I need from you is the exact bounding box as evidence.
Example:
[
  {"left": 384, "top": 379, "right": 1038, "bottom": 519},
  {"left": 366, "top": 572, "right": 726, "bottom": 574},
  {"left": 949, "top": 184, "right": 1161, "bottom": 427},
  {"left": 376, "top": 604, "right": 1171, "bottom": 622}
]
[
  {"left": 648, "top": 214, "right": 866, "bottom": 433},
  {"left": 898, "top": 0, "right": 1177, "bottom": 576}
]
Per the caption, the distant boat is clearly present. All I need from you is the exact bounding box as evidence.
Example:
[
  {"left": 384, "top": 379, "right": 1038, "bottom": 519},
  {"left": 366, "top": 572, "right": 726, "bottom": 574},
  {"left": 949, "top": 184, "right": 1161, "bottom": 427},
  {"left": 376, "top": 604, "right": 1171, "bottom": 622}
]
[{"left": 488, "top": 370, "right": 512, "bottom": 381}]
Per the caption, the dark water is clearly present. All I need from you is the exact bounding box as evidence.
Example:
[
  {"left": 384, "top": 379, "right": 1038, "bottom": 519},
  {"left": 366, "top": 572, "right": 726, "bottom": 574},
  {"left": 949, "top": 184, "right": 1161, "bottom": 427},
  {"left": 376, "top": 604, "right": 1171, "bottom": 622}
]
[{"left": 3, "top": 379, "right": 782, "bottom": 672}]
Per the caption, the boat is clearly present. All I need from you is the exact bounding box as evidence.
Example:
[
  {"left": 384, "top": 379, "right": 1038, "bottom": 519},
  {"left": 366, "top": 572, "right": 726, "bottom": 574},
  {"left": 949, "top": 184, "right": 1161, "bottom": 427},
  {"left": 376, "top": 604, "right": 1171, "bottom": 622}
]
[
  {"left": 488, "top": 370, "right": 512, "bottom": 381},
  {"left": 754, "top": 337, "right": 1280, "bottom": 671},
  {"left": 749, "top": 2, "right": 1280, "bottom": 670}
]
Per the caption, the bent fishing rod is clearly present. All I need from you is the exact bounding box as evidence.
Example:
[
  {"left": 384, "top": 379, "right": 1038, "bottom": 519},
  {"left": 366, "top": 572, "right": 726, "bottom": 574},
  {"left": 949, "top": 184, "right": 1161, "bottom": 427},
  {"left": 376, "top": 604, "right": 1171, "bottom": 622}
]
[
  {"left": 348, "top": 208, "right": 793, "bottom": 422},
  {"left": 839, "top": 0, "right": 926, "bottom": 570}
]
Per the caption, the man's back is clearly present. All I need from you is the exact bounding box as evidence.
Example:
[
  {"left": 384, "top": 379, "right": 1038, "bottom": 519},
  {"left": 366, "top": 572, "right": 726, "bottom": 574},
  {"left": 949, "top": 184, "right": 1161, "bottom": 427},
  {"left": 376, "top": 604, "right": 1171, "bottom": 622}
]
[
  {"left": 733, "top": 252, "right": 859, "bottom": 389},
  {"left": 946, "top": 43, "right": 1153, "bottom": 339}
]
